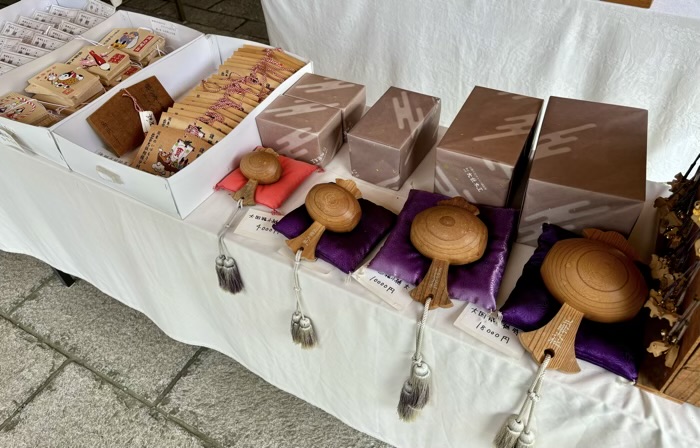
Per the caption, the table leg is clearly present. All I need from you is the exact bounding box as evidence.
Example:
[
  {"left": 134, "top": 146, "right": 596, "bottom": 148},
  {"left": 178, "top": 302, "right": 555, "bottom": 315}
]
[{"left": 52, "top": 268, "right": 75, "bottom": 287}]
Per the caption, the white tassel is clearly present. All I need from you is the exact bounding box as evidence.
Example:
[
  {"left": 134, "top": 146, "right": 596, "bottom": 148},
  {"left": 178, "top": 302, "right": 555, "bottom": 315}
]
[
  {"left": 493, "top": 354, "right": 550, "bottom": 448},
  {"left": 216, "top": 201, "right": 244, "bottom": 294},
  {"left": 493, "top": 413, "right": 525, "bottom": 448},
  {"left": 291, "top": 250, "right": 317, "bottom": 349},
  {"left": 398, "top": 298, "right": 432, "bottom": 422}
]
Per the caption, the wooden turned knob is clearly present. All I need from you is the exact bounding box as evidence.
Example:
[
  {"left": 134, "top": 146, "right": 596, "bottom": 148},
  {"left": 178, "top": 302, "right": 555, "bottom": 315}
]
[
  {"left": 409, "top": 198, "right": 488, "bottom": 309},
  {"left": 304, "top": 182, "right": 361, "bottom": 233},
  {"left": 239, "top": 147, "right": 282, "bottom": 185},
  {"left": 541, "top": 238, "right": 648, "bottom": 323}
]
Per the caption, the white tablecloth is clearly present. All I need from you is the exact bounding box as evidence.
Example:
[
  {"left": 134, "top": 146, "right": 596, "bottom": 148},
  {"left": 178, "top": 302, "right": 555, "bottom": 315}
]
[
  {"left": 1, "top": 142, "right": 699, "bottom": 447},
  {"left": 263, "top": 0, "right": 700, "bottom": 183}
]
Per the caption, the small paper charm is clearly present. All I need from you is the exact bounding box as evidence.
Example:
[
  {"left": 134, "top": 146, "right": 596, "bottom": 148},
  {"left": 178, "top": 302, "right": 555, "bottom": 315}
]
[
  {"left": 398, "top": 197, "right": 488, "bottom": 422},
  {"left": 232, "top": 147, "right": 282, "bottom": 206},
  {"left": 286, "top": 178, "right": 362, "bottom": 261},
  {"left": 495, "top": 229, "right": 647, "bottom": 448}
]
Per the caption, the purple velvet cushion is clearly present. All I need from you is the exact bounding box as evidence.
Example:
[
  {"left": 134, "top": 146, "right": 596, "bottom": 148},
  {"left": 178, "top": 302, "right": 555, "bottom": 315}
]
[
  {"left": 273, "top": 198, "right": 397, "bottom": 273},
  {"left": 500, "top": 223, "right": 648, "bottom": 381},
  {"left": 368, "top": 189, "right": 518, "bottom": 311}
]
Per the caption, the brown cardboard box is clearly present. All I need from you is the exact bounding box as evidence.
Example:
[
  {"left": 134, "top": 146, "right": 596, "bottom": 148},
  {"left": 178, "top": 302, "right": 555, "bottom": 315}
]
[
  {"left": 434, "top": 86, "right": 543, "bottom": 207},
  {"left": 347, "top": 86, "right": 440, "bottom": 190},
  {"left": 255, "top": 95, "right": 342, "bottom": 167},
  {"left": 284, "top": 73, "right": 366, "bottom": 137},
  {"left": 517, "top": 96, "right": 647, "bottom": 245}
]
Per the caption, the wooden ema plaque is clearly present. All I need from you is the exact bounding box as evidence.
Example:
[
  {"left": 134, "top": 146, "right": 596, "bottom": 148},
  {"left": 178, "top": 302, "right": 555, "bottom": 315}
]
[{"left": 638, "top": 272, "right": 700, "bottom": 406}]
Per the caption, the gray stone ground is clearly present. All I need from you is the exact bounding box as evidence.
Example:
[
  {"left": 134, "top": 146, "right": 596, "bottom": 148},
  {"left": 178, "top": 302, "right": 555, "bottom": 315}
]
[{"left": 0, "top": 251, "right": 389, "bottom": 448}]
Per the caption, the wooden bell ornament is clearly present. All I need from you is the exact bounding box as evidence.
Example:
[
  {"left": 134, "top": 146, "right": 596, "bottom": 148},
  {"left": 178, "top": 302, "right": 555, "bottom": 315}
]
[
  {"left": 519, "top": 229, "right": 648, "bottom": 373},
  {"left": 286, "top": 178, "right": 362, "bottom": 261},
  {"left": 494, "top": 229, "right": 647, "bottom": 448},
  {"left": 409, "top": 197, "right": 488, "bottom": 309},
  {"left": 397, "top": 197, "right": 488, "bottom": 422},
  {"left": 232, "top": 147, "right": 282, "bottom": 206}
]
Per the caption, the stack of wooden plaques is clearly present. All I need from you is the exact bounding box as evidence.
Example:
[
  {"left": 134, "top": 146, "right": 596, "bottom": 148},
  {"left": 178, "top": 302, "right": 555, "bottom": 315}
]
[
  {"left": 98, "top": 28, "right": 166, "bottom": 67},
  {"left": 65, "top": 45, "right": 132, "bottom": 88},
  {"left": 25, "top": 63, "right": 103, "bottom": 114},
  {"left": 119, "top": 45, "right": 305, "bottom": 178},
  {"left": 152, "top": 44, "right": 305, "bottom": 154},
  {"left": 0, "top": 92, "right": 58, "bottom": 127}
]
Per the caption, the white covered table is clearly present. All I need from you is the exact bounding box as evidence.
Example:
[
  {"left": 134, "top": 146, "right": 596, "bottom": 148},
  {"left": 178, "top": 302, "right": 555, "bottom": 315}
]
[{"left": 1, "top": 142, "right": 698, "bottom": 447}]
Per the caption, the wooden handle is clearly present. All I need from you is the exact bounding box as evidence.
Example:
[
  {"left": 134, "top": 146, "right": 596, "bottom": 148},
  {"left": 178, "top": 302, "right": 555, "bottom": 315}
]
[
  {"left": 409, "top": 258, "right": 452, "bottom": 310},
  {"left": 286, "top": 221, "right": 326, "bottom": 261},
  {"left": 519, "top": 303, "right": 583, "bottom": 373},
  {"left": 232, "top": 179, "right": 258, "bottom": 206}
]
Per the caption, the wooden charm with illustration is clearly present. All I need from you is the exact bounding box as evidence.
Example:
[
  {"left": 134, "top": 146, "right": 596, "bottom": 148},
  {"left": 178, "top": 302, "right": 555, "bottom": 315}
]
[
  {"left": 232, "top": 147, "right": 282, "bottom": 206},
  {"left": 409, "top": 197, "right": 488, "bottom": 309},
  {"left": 519, "top": 229, "right": 648, "bottom": 373},
  {"left": 286, "top": 179, "right": 362, "bottom": 261}
]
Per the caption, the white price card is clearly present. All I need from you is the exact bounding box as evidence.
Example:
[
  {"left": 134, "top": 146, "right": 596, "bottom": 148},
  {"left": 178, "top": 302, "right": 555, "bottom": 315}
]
[
  {"left": 75, "top": 11, "right": 105, "bottom": 28},
  {"left": 46, "top": 28, "right": 72, "bottom": 42},
  {"left": 48, "top": 5, "right": 81, "bottom": 19},
  {"left": 233, "top": 209, "right": 284, "bottom": 241},
  {"left": 16, "top": 16, "right": 52, "bottom": 32},
  {"left": 15, "top": 43, "right": 49, "bottom": 58},
  {"left": 0, "top": 61, "right": 15, "bottom": 74},
  {"left": 32, "top": 11, "right": 64, "bottom": 26},
  {"left": 0, "top": 36, "right": 21, "bottom": 51},
  {"left": 352, "top": 265, "right": 413, "bottom": 310},
  {"left": 84, "top": 0, "right": 117, "bottom": 18},
  {"left": 1, "top": 23, "right": 37, "bottom": 44},
  {"left": 31, "top": 34, "right": 65, "bottom": 51},
  {"left": 454, "top": 304, "right": 525, "bottom": 358},
  {"left": 59, "top": 20, "right": 88, "bottom": 36},
  {"left": 0, "top": 50, "right": 35, "bottom": 66},
  {"left": 151, "top": 18, "right": 178, "bottom": 40}
]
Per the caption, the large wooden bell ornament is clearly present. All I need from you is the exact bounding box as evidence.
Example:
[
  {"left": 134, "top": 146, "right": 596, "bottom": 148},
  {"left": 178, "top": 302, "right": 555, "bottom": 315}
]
[
  {"left": 397, "top": 197, "right": 488, "bottom": 422},
  {"left": 519, "top": 229, "right": 648, "bottom": 373},
  {"left": 286, "top": 178, "right": 362, "bottom": 261},
  {"left": 409, "top": 197, "right": 488, "bottom": 309},
  {"left": 232, "top": 147, "right": 283, "bottom": 206}
]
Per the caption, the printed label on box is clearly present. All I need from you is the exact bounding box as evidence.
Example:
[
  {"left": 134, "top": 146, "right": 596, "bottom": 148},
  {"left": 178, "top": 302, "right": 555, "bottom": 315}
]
[
  {"left": 151, "top": 19, "right": 179, "bottom": 40},
  {"left": 16, "top": 16, "right": 52, "bottom": 32},
  {"left": 0, "top": 61, "right": 15, "bottom": 74},
  {"left": 46, "top": 28, "right": 73, "bottom": 42},
  {"left": 234, "top": 209, "right": 284, "bottom": 241},
  {"left": 352, "top": 265, "right": 413, "bottom": 310},
  {"left": 454, "top": 303, "right": 525, "bottom": 358}
]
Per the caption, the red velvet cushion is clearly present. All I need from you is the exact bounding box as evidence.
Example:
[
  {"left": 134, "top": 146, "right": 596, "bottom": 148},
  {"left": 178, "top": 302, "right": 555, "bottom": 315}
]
[{"left": 216, "top": 153, "right": 317, "bottom": 210}]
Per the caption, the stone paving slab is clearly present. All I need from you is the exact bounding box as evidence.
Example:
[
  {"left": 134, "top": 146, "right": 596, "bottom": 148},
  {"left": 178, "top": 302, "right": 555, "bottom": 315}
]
[
  {"left": 0, "top": 318, "right": 65, "bottom": 424},
  {"left": 160, "top": 350, "right": 391, "bottom": 448},
  {"left": 0, "top": 252, "right": 53, "bottom": 313},
  {"left": 12, "top": 279, "right": 199, "bottom": 402},
  {"left": 0, "top": 363, "right": 207, "bottom": 448}
]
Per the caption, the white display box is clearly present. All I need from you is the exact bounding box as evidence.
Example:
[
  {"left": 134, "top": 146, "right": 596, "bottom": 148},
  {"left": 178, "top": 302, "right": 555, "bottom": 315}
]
[
  {"left": 53, "top": 35, "right": 313, "bottom": 218},
  {"left": 0, "top": 9, "right": 202, "bottom": 167}
]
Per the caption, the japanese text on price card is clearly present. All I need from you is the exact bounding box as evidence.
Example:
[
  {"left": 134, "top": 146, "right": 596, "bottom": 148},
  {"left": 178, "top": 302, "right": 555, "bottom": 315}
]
[{"left": 454, "top": 304, "right": 525, "bottom": 358}]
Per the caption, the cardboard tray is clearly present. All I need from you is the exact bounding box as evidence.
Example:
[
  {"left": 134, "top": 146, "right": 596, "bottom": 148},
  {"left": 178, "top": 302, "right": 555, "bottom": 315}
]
[
  {"left": 52, "top": 34, "right": 313, "bottom": 218},
  {"left": 0, "top": 9, "right": 203, "bottom": 167}
]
